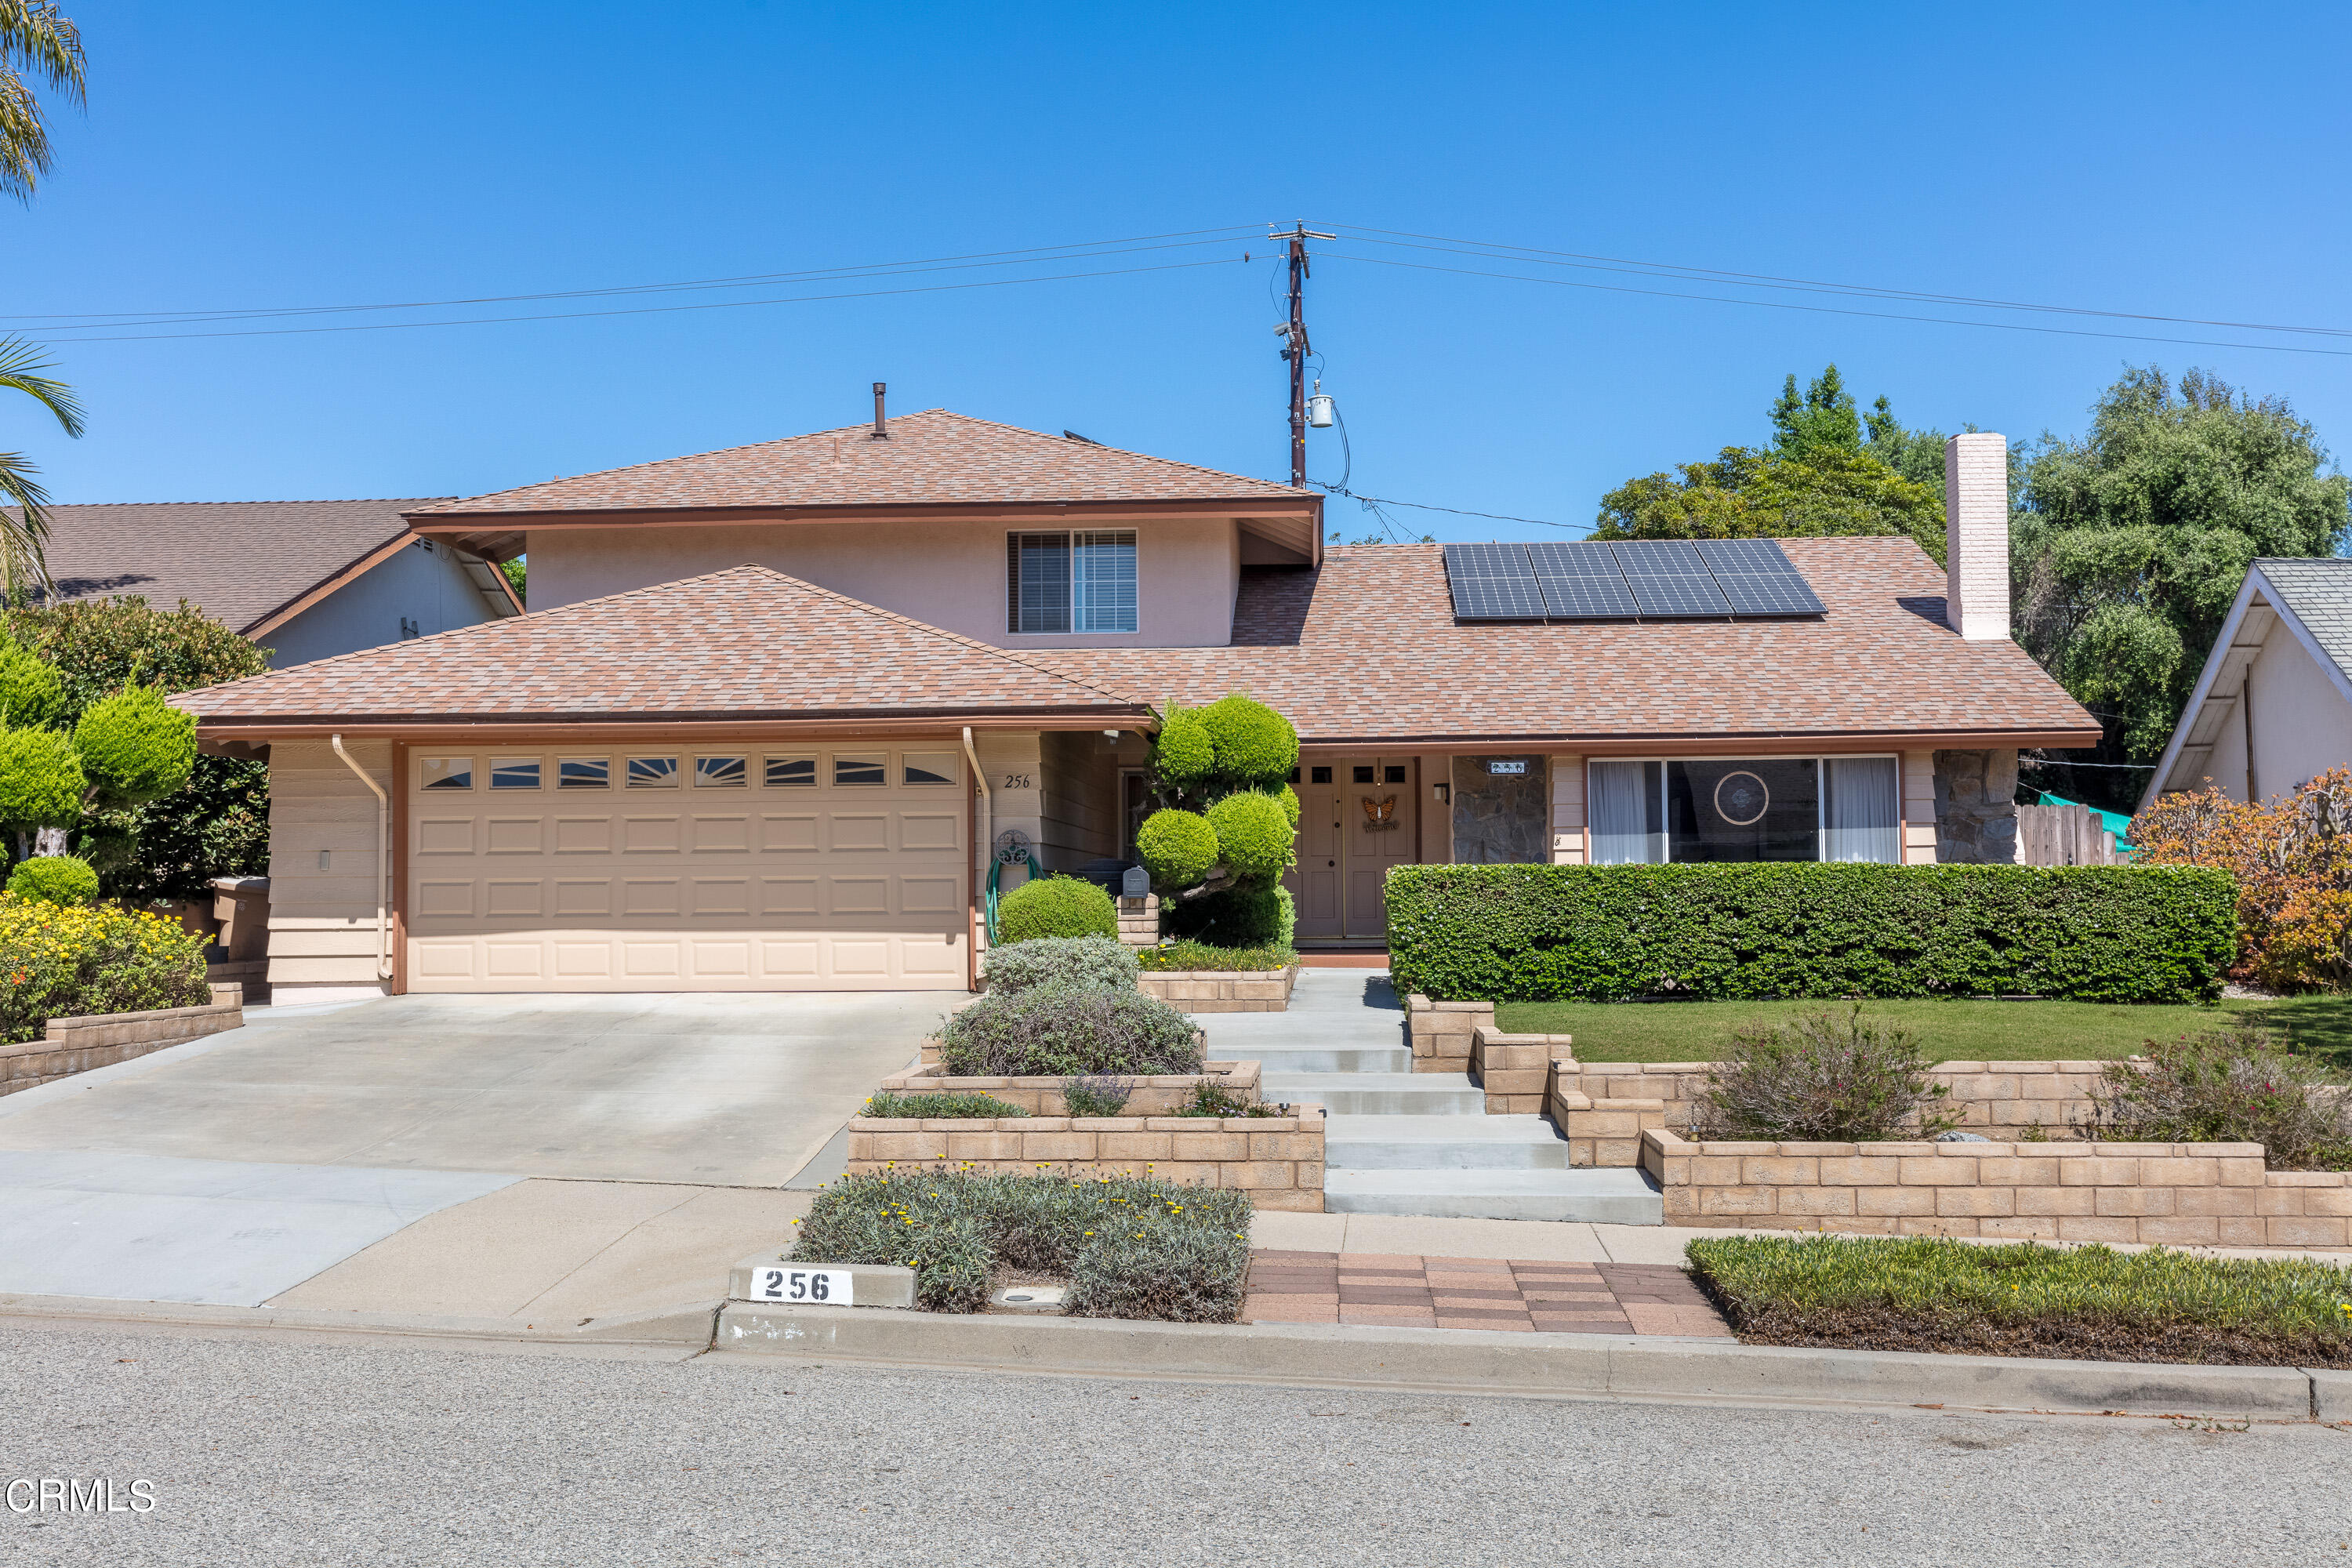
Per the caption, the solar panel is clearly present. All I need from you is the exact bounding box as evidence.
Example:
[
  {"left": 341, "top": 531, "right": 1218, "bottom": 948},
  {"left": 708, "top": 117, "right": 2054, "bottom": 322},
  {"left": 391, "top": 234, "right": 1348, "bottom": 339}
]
[
  {"left": 1524, "top": 541, "right": 1639, "bottom": 619},
  {"left": 1443, "top": 542, "right": 1548, "bottom": 620},
  {"left": 1692, "top": 539, "right": 1827, "bottom": 616},
  {"left": 1608, "top": 539, "right": 1733, "bottom": 617}
]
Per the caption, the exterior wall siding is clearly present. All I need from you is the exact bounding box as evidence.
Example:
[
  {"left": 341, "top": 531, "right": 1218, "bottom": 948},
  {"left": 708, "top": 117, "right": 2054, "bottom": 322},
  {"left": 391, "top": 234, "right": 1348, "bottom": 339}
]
[
  {"left": 1548, "top": 753, "right": 1586, "bottom": 864},
  {"left": 265, "top": 737, "right": 394, "bottom": 995},
  {"left": 263, "top": 543, "right": 504, "bottom": 670},
  {"left": 1038, "top": 730, "right": 1126, "bottom": 872},
  {"left": 2206, "top": 633, "right": 2352, "bottom": 802}
]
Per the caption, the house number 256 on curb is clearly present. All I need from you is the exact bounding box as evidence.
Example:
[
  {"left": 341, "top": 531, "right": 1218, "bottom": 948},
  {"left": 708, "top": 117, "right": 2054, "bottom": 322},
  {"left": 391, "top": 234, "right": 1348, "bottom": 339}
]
[{"left": 752, "top": 1268, "right": 854, "bottom": 1305}]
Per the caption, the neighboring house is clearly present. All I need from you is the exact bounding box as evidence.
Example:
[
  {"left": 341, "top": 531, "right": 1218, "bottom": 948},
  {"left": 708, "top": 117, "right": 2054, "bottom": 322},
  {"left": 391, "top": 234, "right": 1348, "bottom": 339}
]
[
  {"left": 2140, "top": 557, "right": 2352, "bottom": 810},
  {"left": 172, "top": 411, "right": 2096, "bottom": 999},
  {"left": 37, "top": 499, "right": 522, "bottom": 666}
]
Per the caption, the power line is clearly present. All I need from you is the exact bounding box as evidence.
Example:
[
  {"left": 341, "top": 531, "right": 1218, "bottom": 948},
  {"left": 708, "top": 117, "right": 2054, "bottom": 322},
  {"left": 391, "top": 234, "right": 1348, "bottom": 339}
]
[{"left": 1316, "top": 484, "right": 1584, "bottom": 532}]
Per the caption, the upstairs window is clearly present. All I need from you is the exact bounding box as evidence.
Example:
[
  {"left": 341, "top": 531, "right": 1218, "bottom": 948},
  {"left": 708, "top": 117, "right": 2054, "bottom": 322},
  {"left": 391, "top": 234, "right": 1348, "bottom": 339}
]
[{"left": 1007, "top": 529, "right": 1137, "bottom": 633}]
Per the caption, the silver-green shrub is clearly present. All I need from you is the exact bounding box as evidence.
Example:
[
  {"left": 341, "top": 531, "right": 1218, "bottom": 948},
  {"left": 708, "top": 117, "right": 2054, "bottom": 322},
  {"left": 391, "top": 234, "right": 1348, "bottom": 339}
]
[
  {"left": 937, "top": 984, "right": 1201, "bottom": 1077},
  {"left": 982, "top": 935, "right": 1139, "bottom": 995}
]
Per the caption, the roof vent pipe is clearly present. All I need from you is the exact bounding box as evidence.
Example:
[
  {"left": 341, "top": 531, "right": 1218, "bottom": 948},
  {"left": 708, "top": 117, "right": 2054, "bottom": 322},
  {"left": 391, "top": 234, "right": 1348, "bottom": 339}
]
[
  {"left": 870, "top": 381, "right": 888, "bottom": 441},
  {"left": 1942, "top": 432, "right": 2010, "bottom": 641}
]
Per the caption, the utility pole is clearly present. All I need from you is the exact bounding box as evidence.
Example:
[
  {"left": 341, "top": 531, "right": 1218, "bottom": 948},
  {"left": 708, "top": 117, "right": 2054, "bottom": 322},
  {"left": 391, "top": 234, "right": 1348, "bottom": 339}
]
[{"left": 1276, "top": 222, "right": 1334, "bottom": 489}]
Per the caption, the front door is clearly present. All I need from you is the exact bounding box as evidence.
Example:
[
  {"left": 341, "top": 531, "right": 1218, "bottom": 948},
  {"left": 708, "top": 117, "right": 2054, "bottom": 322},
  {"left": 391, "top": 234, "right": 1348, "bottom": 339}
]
[{"left": 1283, "top": 757, "right": 1419, "bottom": 942}]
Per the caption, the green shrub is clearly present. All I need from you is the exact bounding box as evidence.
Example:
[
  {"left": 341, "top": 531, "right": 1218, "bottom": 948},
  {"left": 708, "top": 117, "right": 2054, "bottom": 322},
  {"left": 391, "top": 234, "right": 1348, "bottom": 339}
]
[
  {"left": 1687, "top": 1233, "right": 2352, "bottom": 1366},
  {"left": 1061, "top": 1073, "right": 1136, "bottom": 1117},
  {"left": 1276, "top": 782, "right": 1300, "bottom": 829},
  {"left": 862, "top": 1091, "right": 1030, "bottom": 1119},
  {"left": 2080, "top": 1027, "right": 2352, "bottom": 1171},
  {"left": 996, "top": 873, "right": 1116, "bottom": 944},
  {"left": 0, "top": 727, "right": 85, "bottom": 827},
  {"left": 0, "top": 892, "right": 211, "bottom": 1045},
  {"left": 1135, "top": 808, "right": 1218, "bottom": 893},
  {"left": 1169, "top": 1080, "right": 1283, "bottom": 1118},
  {"left": 1168, "top": 884, "right": 1293, "bottom": 948},
  {"left": 1206, "top": 789, "right": 1294, "bottom": 880},
  {"left": 1199, "top": 693, "right": 1298, "bottom": 789},
  {"left": 73, "top": 686, "right": 196, "bottom": 807},
  {"left": 1385, "top": 862, "right": 2238, "bottom": 1005},
  {"left": 789, "top": 1168, "right": 1251, "bottom": 1319},
  {"left": 982, "top": 935, "right": 1138, "bottom": 995},
  {"left": 6, "top": 855, "right": 97, "bottom": 906},
  {"left": 1135, "top": 938, "right": 1298, "bottom": 973},
  {"left": 936, "top": 984, "right": 1203, "bottom": 1076},
  {"left": 1690, "top": 1004, "right": 1959, "bottom": 1142},
  {"left": 0, "top": 639, "right": 64, "bottom": 728},
  {"left": 1151, "top": 704, "right": 1216, "bottom": 790}
]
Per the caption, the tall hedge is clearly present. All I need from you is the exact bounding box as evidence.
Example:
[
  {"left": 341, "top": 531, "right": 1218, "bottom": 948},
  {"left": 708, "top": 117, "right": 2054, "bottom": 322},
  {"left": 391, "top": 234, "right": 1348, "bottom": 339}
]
[{"left": 1385, "top": 863, "right": 2238, "bottom": 1005}]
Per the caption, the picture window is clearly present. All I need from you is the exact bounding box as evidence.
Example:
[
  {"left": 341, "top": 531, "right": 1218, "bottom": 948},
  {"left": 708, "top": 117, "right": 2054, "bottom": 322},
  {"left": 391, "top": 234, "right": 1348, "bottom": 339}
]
[{"left": 1006, "top": 529, "right": 1138, "bottom": 633}]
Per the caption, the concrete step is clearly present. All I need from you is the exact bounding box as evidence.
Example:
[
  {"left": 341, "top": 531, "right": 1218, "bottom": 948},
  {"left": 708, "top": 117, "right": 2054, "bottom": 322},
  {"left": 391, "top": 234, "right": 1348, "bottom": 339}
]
[
  {"left": 1245, "top": 1047, "right": 1414, "bottom": 1074},
  {"left": 1325, "top": 1113, "right": 1569, "bottom": 1171},
  {"left": 1322, "top": 1167, "right": 1665, "bottom": 1224},
  {"left": 1260, "top": 1072, "right": 1484, "bottom": 1116}
]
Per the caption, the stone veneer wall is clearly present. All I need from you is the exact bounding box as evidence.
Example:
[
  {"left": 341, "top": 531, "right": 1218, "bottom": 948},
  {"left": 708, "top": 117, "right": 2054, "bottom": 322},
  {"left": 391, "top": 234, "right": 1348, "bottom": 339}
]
[
  {"left": 1642, "top": 1128, "right": 2352, "bottom": 1250},
  {"left": 846, "top": 1109, "right": 1326, "bottom": 1211},
  {"left": 1450, "top": 757, "right": 1549, "bottom": 864},
  {"left": 1137, "top": 966, "right": 1298, "bottom": 1014},
  {"left": 1, "top": 985, "right": 245, "bottom": 1098},
  {"left": 1933, "top": 748, "right": 2020, "bottom": 865},
  {"left": 884, "top": 1059, "right": 1259, "bottom": 1115}
]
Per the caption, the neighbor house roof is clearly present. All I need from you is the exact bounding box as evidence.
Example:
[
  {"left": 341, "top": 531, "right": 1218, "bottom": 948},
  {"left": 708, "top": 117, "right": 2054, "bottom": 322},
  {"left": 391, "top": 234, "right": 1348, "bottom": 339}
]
[
  {"left": 176, "top": 564, "right": 1143, "bottom": 731},
  {"left": 2253, "top": 557, "right": 2352, "bottom": 683},
  {"left": 1037, "top": 536, "right": 2100, "bottom": 748},
  {"left": 30, "top": 498, "right": 517, "bottom": 636},
  {"left": 408, "top": 409, "right": 1312, "bottom": 519}
]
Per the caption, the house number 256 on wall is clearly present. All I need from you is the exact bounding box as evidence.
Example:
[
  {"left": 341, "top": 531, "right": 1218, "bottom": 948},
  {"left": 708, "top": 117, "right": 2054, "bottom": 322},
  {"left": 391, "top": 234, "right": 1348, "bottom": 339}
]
[
  {"left": 751, "top": 1267, "right": 853, "bottom": 1305},
  {"left": 1001, "top": 775, "right": 1033, "bottom": 789}
]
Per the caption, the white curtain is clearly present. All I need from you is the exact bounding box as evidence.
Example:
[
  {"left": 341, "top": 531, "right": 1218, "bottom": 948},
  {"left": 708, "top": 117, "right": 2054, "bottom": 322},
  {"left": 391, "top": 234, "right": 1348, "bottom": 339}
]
[
  {"left": 1823, "top": 757, "right": 1900, "bottom": 863},
  {"left": 1589, "top": 761, "right": 1659, "bottom": 864}
]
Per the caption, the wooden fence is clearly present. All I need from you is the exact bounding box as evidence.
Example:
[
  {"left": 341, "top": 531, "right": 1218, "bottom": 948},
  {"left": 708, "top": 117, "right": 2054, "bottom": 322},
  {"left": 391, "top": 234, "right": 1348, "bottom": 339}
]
[{"left": 2016, "top": 802, "right": 2125, "bottom": 866}]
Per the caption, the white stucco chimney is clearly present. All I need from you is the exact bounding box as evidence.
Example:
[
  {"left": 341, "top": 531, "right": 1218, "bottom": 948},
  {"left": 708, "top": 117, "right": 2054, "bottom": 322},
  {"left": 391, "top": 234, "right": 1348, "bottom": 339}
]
[{"left": 1943, "top": 431, "right": 2010, "bottom": 641}]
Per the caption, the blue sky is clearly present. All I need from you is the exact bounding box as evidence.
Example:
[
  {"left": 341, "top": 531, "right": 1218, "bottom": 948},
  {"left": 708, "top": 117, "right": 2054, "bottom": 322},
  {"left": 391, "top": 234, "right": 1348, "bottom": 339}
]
[{"left": 9, "top": 2, "right": 2352, "bottom": 540}]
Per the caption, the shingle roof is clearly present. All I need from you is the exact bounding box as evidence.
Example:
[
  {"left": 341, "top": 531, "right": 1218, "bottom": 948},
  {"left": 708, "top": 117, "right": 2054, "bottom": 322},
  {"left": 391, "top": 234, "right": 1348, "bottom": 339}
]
[
  {"left": 2256, "top": 557, "right": 2352, "bottom": 683},
  {"left": 408, "top": 409, "right": 1309, "bottom": 517},
  {"left": 176, "top": 564, "right": 1141, "bottom": 725},
  {"left": 29, "top": 499, "right": 451, "bottom": 633},
  {"left": 1034, "top": 537, "right": 2100, "bottom": 745}
]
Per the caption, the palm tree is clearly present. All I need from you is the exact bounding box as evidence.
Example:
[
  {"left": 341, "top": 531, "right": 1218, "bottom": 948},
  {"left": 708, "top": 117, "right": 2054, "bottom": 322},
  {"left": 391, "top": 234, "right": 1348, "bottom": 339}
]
[
  {"left": 0, "top": 2, "right": 84, "bottom": 202},
  {"left": 0, "top": 337, "right": 81, "bottom": 593}
]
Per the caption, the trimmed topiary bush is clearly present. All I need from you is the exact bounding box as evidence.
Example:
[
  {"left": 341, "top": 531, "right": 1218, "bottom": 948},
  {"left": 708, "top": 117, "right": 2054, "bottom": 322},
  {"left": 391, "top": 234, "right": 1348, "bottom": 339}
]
[
  {"left": 1151, "top": 705, "right": 1216, "bottom": 790},
  {"left": 1168, "top": 884, "right": 1295, "bottom": 949},
  {"left": 982, "top": 935, "right": 1139, "bottom": 995},
  {"left": 935, "top": 984, "right": 1203, "bottom": 1076},
  {"left": 1199, "top": 693, "right": 1298, "bottom": 789},
  {"left": 0, "top": 727, "right": 85, "bottom": 827},
  {"left": 995, "top": 873, "right": 1117, "bottom": 944},
  {"left": 1206, "top": 789, "right": 1294, "bottom": 880},
  {"left": 0, "top": 640, "right": 64, "bottom": 729},
  {"left": 73, "top": 685, "right": 197, "bottom": 806},
  {"left": 7, "top": 854, "right": 98, "bottom": 906},
  {"left": 1277, "top": 782, "right": 1300, "bottom": 829},
  {"left": 1385, "top": 862, "right": 2239, "bottom": 1005},
  {"left": 1135, "top": 808, "right": 1218, "bottom": 894}
]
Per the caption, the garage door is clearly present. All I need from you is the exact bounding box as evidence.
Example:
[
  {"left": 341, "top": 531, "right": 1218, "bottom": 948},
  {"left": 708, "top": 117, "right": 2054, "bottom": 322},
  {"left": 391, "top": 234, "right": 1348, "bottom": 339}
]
[{"left": 405, "top": 743, "right": 970, "bottom": 991}]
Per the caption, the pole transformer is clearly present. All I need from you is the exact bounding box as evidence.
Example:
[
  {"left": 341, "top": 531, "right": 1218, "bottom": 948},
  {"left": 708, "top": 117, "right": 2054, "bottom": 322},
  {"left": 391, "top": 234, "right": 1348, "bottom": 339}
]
[{"left": 1276, "top": 222, "right": 1334, "bottom": 490}]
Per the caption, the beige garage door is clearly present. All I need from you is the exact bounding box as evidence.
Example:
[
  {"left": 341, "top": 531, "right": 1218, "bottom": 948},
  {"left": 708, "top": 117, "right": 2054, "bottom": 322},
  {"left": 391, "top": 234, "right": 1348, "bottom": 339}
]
[{"left": 405, "top": 743, "right": 970, "bottom": 992}]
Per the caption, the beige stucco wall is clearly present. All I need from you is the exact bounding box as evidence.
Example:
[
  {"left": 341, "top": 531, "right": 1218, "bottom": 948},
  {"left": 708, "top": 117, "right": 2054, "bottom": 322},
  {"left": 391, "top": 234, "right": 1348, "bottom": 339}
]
[
  {"left": 527, "top": 516, "right": 1243, "bottom": 648},
  {"left": 264, "top": 737, "right": 394, "bottom": 996},
  {"left": 2201, "top": 631, "right": 2352, "bottom": 801}
]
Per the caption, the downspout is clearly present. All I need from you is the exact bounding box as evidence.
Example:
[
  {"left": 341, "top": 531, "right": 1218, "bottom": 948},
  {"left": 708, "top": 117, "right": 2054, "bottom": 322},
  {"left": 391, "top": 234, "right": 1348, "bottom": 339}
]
[
  {"left": 331, "top": 735, "right": 394, "bottom": 982},
  {"left": 962, "top": 727, "right": 991, "bottom": 948}
]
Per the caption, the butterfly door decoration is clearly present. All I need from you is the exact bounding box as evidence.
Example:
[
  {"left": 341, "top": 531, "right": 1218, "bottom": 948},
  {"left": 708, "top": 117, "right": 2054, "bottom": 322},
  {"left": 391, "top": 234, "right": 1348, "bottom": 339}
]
[{"left": 1360, "top": 794, "right": 1399, "bottom": 833}]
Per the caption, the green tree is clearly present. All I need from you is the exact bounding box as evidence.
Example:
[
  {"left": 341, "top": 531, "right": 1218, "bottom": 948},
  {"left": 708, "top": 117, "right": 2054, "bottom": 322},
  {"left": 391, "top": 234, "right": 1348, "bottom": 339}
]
[
  {"left": 0, "top": 1, "right": 83, "bottom": 203},
  {"left": 1596, "top": 365, "right": 1949, "bottom": 563},
  {"left": 499, "top": 556, "right": 525, "bottom": 603},
  {"left": 0, "top": 337, "right": 82, "bottom": 592},
  {"left": 2015, "top": 366, "right": 2352, "bottom": 811}
]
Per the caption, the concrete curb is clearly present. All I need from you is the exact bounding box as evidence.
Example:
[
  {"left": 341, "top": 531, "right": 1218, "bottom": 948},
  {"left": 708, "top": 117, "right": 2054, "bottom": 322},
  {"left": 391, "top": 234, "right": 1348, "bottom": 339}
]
[
  {"left": 713, "top": 1303, "right": 2328, "bottom": 1420},
  {"left": 0, "top": 1292, "right": 722, "bottom": 1348},
  {"left": 2315, "top": 1369, "right": 2352, "bottom": 1421}
]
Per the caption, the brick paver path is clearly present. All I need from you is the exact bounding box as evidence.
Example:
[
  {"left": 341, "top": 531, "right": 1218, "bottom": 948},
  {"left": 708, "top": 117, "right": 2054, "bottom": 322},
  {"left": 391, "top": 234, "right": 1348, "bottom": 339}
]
[{"left": 1243, "top": 1251, "right": 1733, "bottom": 1338}]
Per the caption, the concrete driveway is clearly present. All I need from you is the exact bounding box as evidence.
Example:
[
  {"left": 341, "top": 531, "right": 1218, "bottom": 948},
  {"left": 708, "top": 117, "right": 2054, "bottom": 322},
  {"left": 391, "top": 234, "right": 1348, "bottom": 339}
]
[{"left": 0, "top": 989, "right": 948, "bottom": 1309}]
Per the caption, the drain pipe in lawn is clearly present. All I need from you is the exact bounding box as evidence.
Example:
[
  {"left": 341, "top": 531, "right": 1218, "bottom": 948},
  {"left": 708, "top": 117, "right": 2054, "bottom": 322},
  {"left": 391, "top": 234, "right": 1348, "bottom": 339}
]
[{"left": 330, "top": 734, "right": 394, "bottom": 982}]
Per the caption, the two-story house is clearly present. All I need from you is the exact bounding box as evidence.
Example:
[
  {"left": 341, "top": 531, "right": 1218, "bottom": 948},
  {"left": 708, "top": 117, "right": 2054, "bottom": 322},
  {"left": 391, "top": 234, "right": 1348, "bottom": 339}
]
[{"left": 176, "top": 408, "right": 2098, "bottom": 1000}]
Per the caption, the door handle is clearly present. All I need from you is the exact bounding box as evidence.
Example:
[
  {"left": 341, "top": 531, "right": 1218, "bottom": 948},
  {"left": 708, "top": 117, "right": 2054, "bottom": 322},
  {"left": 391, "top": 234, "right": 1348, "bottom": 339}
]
[{"left": 1327, "top": 859, "right": 1335, "bottom": 866}]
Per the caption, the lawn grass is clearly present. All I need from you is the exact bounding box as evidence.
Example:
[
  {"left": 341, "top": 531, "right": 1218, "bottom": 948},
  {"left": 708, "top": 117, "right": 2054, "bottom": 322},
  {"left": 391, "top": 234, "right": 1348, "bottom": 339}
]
[
  {"left": 1686, "top": 1233, "right": 2352, "bottom": 1366},
  {"left": 1494, "top": 993, "right": 2352, "bottom": 1066}
]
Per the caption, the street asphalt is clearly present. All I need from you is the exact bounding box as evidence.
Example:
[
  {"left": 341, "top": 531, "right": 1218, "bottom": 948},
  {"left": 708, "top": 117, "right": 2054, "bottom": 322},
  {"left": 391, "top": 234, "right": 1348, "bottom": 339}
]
[{"left": 2, "top": 1317, "right": 2346, "bottom": 1566}]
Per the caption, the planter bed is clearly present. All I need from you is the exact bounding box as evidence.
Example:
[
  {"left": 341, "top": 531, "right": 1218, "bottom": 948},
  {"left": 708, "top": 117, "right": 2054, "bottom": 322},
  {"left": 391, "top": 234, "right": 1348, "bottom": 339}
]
[
  {"left": 1137, "top": 966, "right": 1298, "bottom": 1014},
  {"left": 1644, "top": 1127, "right": 2352, "bottom": 1250},
  {"left": 893, "top": 1055, "right": 1258, "bottom": 1113},
  {"left": 0, "top": 983, "right": 245, "bottom": 1098},
  {"left": 846, "top": 1101, "right": 1326, "bottom": 1212},
  {"left": 1687, "top": 1232, "right": 2352, "bottom": 1367}
]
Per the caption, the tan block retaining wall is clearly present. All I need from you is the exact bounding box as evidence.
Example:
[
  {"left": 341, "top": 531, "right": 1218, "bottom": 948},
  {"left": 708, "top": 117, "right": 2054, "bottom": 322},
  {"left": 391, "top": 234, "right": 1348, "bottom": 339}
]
[
  {"left": 1116, "top": 895, "right": 1160, "bottom": 948},
  {"left": 845, "top": 1105, "right": 1327, "bottom": 1211},
  {"left": 1470, "top": 1025, "right": 1566, "bottom": 1115},
  {"left": 880, "top": 1059, "right": 1262, "bottom": 1116},
  {"left": 1406, "top": 993, "right": 1487, "bottom": 1075},
  {"left": 1642, "top": 1128, "right": 2352, "bottom": 1250},
  {"left": 1138, "top": 966, "right": 1298, "bottom": 1014},
  {"left": 1, "top": 984, "right": 245, "bottom": 1097}
]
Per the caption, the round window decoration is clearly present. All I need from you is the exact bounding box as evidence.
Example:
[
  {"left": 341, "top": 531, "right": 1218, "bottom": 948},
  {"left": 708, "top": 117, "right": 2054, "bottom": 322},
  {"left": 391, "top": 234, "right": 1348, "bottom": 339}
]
[{"left": 1713, "top": 771, "right": 1770, "bottom": 826}]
